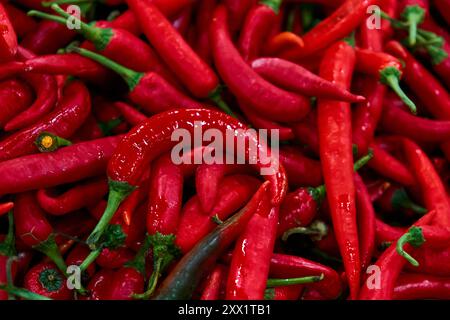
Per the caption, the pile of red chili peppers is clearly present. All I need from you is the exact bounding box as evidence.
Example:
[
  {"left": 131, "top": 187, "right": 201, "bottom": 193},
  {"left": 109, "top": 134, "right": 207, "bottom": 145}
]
[{"left": 0, "top": 0, "right": 449, "bottom": 301}]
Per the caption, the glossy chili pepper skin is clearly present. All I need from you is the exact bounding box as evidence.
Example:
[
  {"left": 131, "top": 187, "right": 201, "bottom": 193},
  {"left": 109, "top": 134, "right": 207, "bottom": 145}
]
[
  {"left": 114, "top": 102, "right": 147, "bottom": 126},
  {"left": 4, "top": 3, "right": 37, "bottom": 38},
  {"left": 0, "top": 81, "right": 91, "bottom": 162},
  {"left": 0, "top": 79, "right": 34, "bottom": 129},
  {"left": 251, "top": 57, "right": 365, "bottom": 103},
  {"left": 0, "top": 136, "right": 121, "bottom": 196},
  {"left": 127, "top": 0, "right": 218, "bottom": 98},
  {"left": 83, "top": 269, "right": 115, "bottom": 300},
  {"left": 154, "top": 182, "right": 270, "bottom": 300},
  {"left": 96, "top": 247, "right": 134, "bottom": 269},
  {"left": 24, "top": 262, "right": 72, "bottom": 300},
  {"left": 176, "top": 175, "right": 261, "bottom": 254},
  {"left": 5, "top": 73, "right": 58, "bottom": 131},
  {"left": 37, "top": 177, "right": 109, "bottom": 216},
  {"left": 393, "top": 273, "right": 450, "bottom": 299},
  {"left": 195, "top": 163, "right": 227, "bottom": 214},
  {"left": 317, "top": 41, "right": 360, "bottom": 299},
  {"left": 408, "top": 247, "right": 450, "bottom": 276},
  {"left": 226, "top": 196, "right": 277, "bottom": 300},
  {"left": 200, "top": 264, "right": 226, "bottom": 300},
  {"left": 211, "top": 5, "right": 311, "bottom": 123},
  {"left": 0, "top": 3, "right": 17, "bottom": 62},
  {"left": 281, "top": 0, "right": 377, "bottom": 59},
  {"left": 194, "top": 0, "right": 216, "bottom": 64}
]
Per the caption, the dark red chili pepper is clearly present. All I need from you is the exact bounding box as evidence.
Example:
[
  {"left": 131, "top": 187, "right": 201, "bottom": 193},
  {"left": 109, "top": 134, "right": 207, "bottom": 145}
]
[
  {"left": 376, "top": 184, "right": 427, "bottom": 218},
  {"left": 0, "top": 3, "right": 17, "bottom": 62},
  {"left": 432, "top": 0, "right": 450, "bottom": 24},
  {"left": 403, "top": 138, "right": 450, "bottom": 227},
  {"left": 386, "top": 41, "right": 450, "bottom": 120},
  {"left": 14, "top": 192, "right": 67, "bottom": 274},
  {"left": 36, "top": 177, "right": 108, "bottom": 216},
  {"left": 72, "top": 115, "right": 105, "bottom": 142},
  {"left": 171, "top": 6, "right": 192, "bottom": 38},
  {"left": 251, "top": 57, "right": 365, "bottom": 102},
  {"left": 92, "top": 97, "right": 127, "bottom": 136},
  {"left": 226, "top": 194, "right": 277, "bottom": 300},
  {"left": 195, "top": 163, "right": 227, "bottom": 214},
  {"left": 200, "top": 264, "right": 226, "bottom": 300},
  {"left": 380, "top": 0, "right": 397, "bottom": 39},
  {"left": 264, "top": 285, "right": 304, "bottom": 300},
  {"left": 238, "top": 0, "right": 283, "bottom": 62},
  {"left": 279, "top": 146, "right": 323, "bottom": 187},
  {"left": 291, "top": 112, "right": 320, "bottom": 155},
  {"left": 87, "top": 108, "right": 287, "bottom": 249},
  {"left": 269, "top": 253, "right": 342, "bottom": 299},
  {"left": 0, "top": 136, "right": 122, "bottom": 196},
  {"left": 0, "top": 79, "right": 34, "bottom": 129},
  {"left": 176, "top": 174, "right": 261, "bottom": 254},
  {"left": 280, "top": 0, "right": 377, "bottom": 59},
  {"left": 408, "top": 246, "right": 450, "bottom": 276},
  {"left": 317, "top": 40, "right": 360, "bottom": 299},
  {"left": 24, "top": 262, "right": 72, "bottom": 300},
  {"left": 3, "top": 3, "right": 37, "bottom": 38},
  {"left": 0, "top": 211, "right": 16, "bottom": 300},
  {"left": 194, "top": 0, "right": 216, "bottom": 64},
  {"left": 114, "top": 101, "right": 147, "bottom": 126},
  {"left": 375, "top": 216, "right": 406, "bottom": 246},
  {"left": 393, "top": 273, "right": 450, "bottom": 299},
  {"left": 66, "top": 244, "right": 96, "bottom": 279},
  {"left": 4, "top": 74, "right": 58, "bottom": 131},
  {"left": 0, "top": 81, "right": 91, "bottom": 162},
  {"left": 211, "top": 5, "right": 311, "bottom": 122},
  {"left": 355, "top": 48, "right": 417, "bottom": 114},
  {"left": 69, "top": 47, "right": 207, "bottom": 115},
  {"left": 82, "top": 268, "right": 114, "bottom": 300},
  {"left": 224, "top": 0, "right": 257, "bottom": 34},
  {"left": 153, "top": 182, "right": 270, "bottom": 300},
  {"left": 96, "top": 247, "right": 134, "bottom": 269}
]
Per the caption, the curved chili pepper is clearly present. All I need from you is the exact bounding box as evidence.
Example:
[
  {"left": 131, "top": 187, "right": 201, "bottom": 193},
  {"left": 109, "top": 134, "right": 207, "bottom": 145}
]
[
  {"left": 4, "top": 74, "right": 58, "bottom": 131},
  {"left": 403, "top": 138, "right": 450, "bottom": 227},
  {"left": 317, "top": 40, "right": 360, "bottom": 299},
  {"left": 0, "top": 79, "right": 34, "bottom": 129},
  {"left": 66, "top": 244, "right": 96, "bottom": 280},
  {"left": 14, "top": 192, "right": 67, "bottom": 275},
  {"left": 386, "top": 41, "right": 450, "bottom": 120},
  {"left": 393, "top": 273, "right": 450, "bottom": 299},
  {"left": 279, "top": 146, "right": 323, "bottom": 188},
  {"left": 153, "top": 182, "right": 270, "bottom": 300},
  {"left": 224, "top": 0, "right": 257, "bottom": 34},
  {"left": 114, "top": 102, "right": 147, "bottom": 126},
  {"left": 69, "top": 46, "right": 206, "bottom": 115},
  {"left": 36, "top": 177, "right": 108, "bottom": 216},
  {"left": 176, "top": 174, "right": 261, "bottom": 254},
  {"left": 82, "top": 268, "right": 115, "bottom": 300},
  {"left": 3, "top": 3, "right": 37, "bottom": 38},
  {"left": 96, "top": 247, "right": 134, "bottom": 269},
  {"left": 280, "top": 0, "right": 377, "bottom": 59},
  {"left": 251, "top": 57, "right": 365, "bottom": 102},
  {"left": 87, "top": 108, "right": 287, "bottom": 249},
  {"left": 226, "top": 194, "right": 277, "bottom": 300},
  {"left": 238, "top": 0, "right": 283, "bottom": 62},
  {"left": 211, "top": 5, "right": 310, "bottom": 122},
  {"left": 0, "top": 3, "right": 17, "bottom": 62},
  {"left": 24, "top": 262, "right": 72, "bottom": 300},
  {"left": 0, "top": 136, "right": 121, "bottom": 196},
  {"left": 376, "top": 185, "right": 427, "bottom": 217},
  {"left": 0, "top": 81, "right": 91, "bottom": 162},
  {"left": 200, "top": 264, "right": 226, "bottom": 300},
  {"left": 264, "top": 31, "right": 305, "bottom": 56}
]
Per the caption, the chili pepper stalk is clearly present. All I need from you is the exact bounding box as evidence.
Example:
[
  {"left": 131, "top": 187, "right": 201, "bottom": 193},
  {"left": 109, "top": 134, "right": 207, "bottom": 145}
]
[
  {"left": 266, "top": 274, "right": 324, "bottom": 288},
  {"left": 35, "top": 132, "right": 72, "bottom": 153},
  {"left": 396, "top": 226, "right": 426, "bottom": 267},
  {"left": 401, "top": 5, "right": 426, "bottom": 46}
]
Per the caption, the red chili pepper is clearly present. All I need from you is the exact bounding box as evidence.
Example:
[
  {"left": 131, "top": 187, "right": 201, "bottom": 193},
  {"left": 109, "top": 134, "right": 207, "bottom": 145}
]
[
  {"left": 407, "top": 246, "right": 450, "bottom": 276},
  {"left": 4, "top": 74, "right": 58, "bottom": 131},
  {"left": 386, "top": 41, "right": 450, "bottom": 120},
  {"left": 269, "top": 253, "right": 342, "bottom": 299},
  {"left": 224, "top": 0, "right": 257, "bottom": 34},
  {"left": 0, "top": 81, "right": 91, "bottom": 162},
  {"left": 200, "top": 264, "right": 226, "bottom": 300},
  {"left": 0, "top": 79, "right": 34, "bottom": 129},
  {"left": 0, "top": 136, "right": 121, "bottom": 196},
  {"left": 264, "top": 31, "right": 305, "bottom": 56},
  {"left": 92, "top": 97, "right": 127, "bottom": 136},
  {"left": 66, "top": 244, "right": 96, "bottom": 279},
  {"left": 72, "top": 115, "right": 105, "bottom": 142},
  {"left": 211, "top": 5, "right": 310, "bottom": 122},
  {"left": 171, "top": 6, "right": 192, "bottom": 38},
  {"left": 3, "top": 3, "right": 37, "bottom": 38},
  {"left": 176, "top": 174, "right": 261, "bottom": 254},
  {"left": 279, "top": 146, "right": 323, "bottom": 188},
  {"left": 403, "top": 138, "right": 450, "bottom": 227},
  {"left": 193, "top": 0, "right": 216, "bottom": 64},
  {"left": 265, "top": 285, "right": 304, "bottom": 300},
  {"left": 376, "top": 184, "right": 427, "bottom": 218},
  {"left": 251, "top": 57, "right": 365, "bottom": 102},
  {"left": 14, "top": 192, "right": 67, "bottom": 274},
  {"left": 380, "top": 0, "right": 397, "bottom": 39},
  {"left": 24, "top": 262, "right": 72, "bottom": 300},
  {"left": 113, "top": 102, "right": 147, "bottom": 126},
  {"left": 87, "top": 108, "right": 287, "bottom": 249},
  {"left": 0, "top": 3, "right": 17, "bottom": 62},
  {"left": 393, "top": 273, "right": 450, "bottom": 299},
  {"left": 82, "top": 268, "right": 114, "bottom": 300},
  {"left": 317, "top": 40, "right": 360, "bottom": 299},
  {"left": 280, "top": 0, "right": 377, "bottom": 59},
  {"left": 36, "top": 177, "right": 108, "bottom": 216},
  {"left": 355, "top": 48, "right": 417, "bottom": 114},
  {"left": 226, "top": 195, "right": 277, "bottom": 300},
  {"left": 291, "top": 112, "right": 320, "bottom": 155},
  {"left": 96, "top": 247, "right": 134, "bottom": 269}
]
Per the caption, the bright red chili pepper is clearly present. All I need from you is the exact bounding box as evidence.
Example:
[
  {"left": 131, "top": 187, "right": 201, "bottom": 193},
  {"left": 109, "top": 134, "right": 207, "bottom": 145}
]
[
  {"left": 380, "top": 0, "right": 398, "bottom": 39},
  {"left": 393, "top": 273, "right": 450, "bottom": 299},
  {"left": 0, "top": 3, "right": 17, "bottom": 62},
  {"left": 176, "top": 174, "right": 261, "bottom": 254},
  {"left": 317, "top": 40, "right": 360, "bottom": 299},
  {"left": 194, "top": 0, "right": 216, "bottom": 64},
  {"left": 0, "top": 79, "right": 34, "bottom": 129},
  {"left": 0, "top": 135, "right": 121, "bottom": 196},
  {"left": 3, "top": 3, "right": 37, "bottom": 38},
  {"left": 264, "top": 285, "right": 304, "bottom": 300},
  {"left": 279, "top": 146, "right": 323, "bottom": 188},
  {"left": 251, "top": 57, "right": 365, "bottom": 102},
  {"left": 280, "top": 0, "right": 377, "bottom": 59},
  {"left": 408, "top": 246, "right": 450, "bottom": 276},
  {"left": 0, "top": 81, "right": 91, "bottom": 162},
  {"left": 211, "top": 5, "right": 310, "bottom": 122},
  {"left": 36, "top": 177, "right": 108, "bottom": 216},
  {"left": 113, "top": 101, "right": 147, "bottom": 126},
  {"left": 200, "top": 264, "right": 226, "bottom": 300},
  {"left": 24, "top": 262, "right": 72, "bottom": 300}
]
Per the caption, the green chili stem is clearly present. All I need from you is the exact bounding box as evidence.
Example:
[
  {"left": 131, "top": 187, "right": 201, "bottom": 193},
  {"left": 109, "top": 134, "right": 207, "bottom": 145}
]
[{"left": 266, "top": 273, "right": 324, "bottom": 287}]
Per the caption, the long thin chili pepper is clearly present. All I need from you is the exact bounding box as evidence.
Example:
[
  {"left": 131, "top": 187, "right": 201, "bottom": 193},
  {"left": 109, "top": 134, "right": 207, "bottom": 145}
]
[
  {"left": 153, "top": 182, "right": 270, "bottom": 300},
  {"left": 200, "top": 264, "right": 226, "bottom": 300},
  {"left": 408, "top": 246, "right": 450, "bottom": 276},
  {"left": 317, "top": 40, "right": 360, "bottom": 299},
  {"left": 0, "top": 136, "right": 121, "bottom": 196},
  {"left": 0, "top": 79, "right": 34, "bottom": 129},
  {"left": 86, "top": 108, "right": 287, "bottom": 249},
  {"left": 194, "top": 0, "right": 216, "bottom": 64},
  {"left": 224, "top": 0, "right": 257, "bottom": 34},
  {"left": 114, "top": 102, "right": 147, "bottom": 126},
  {"left": 0, "top": 81, "right": 91, "bottom": 162},
  {"left": 393, "top": 273, "right": 450, "bottom": 299},
  {"left": 251, "top": 57, "right": 365, "bottom": 102},
  {"left": 0, "top": 3, "right": 17, "bottom": 62},
  {"left": 211, "top": 5, "right": 310, "bottom": 122}
]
